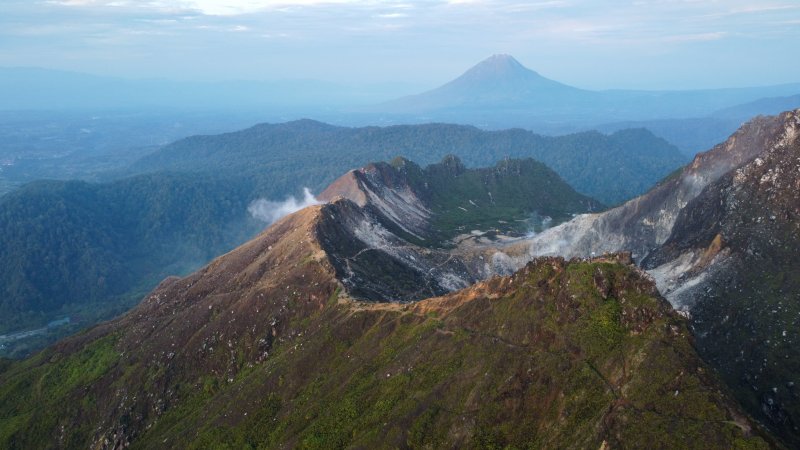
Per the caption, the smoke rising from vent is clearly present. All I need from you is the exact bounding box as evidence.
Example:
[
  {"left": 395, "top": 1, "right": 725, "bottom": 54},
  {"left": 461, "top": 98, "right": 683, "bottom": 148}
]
[
  {"left": 524, "top": 212, "right": 554, "bottom": 238},
  {"left": 248, "top": 188, "right": 321, "bottom": 224}
]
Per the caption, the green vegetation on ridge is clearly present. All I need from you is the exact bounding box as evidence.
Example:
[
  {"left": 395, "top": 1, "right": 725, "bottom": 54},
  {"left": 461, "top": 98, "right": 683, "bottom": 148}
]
[
  {"left": 0, "top": 256, "right": 771, "bottom": 449},
  {"left": 384, "top": 155, "right": 601, "bottom": 245},
  {"left": 131, "top": 120, "right": 686, "bottom": 205}
]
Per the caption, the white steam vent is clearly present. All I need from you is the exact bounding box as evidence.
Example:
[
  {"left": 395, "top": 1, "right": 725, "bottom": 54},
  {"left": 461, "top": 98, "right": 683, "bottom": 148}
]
[{"left": 248, "top": 187, "right": 321, "bottom": 224}]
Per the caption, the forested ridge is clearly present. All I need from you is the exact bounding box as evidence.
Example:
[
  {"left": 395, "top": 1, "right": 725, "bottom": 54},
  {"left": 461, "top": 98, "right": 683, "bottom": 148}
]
[
  {"left": 132, "top": 120, "right": 686, "bottom": 205},
  {"left": 0, "top": 173, "right": 261, "bottom": 343}
]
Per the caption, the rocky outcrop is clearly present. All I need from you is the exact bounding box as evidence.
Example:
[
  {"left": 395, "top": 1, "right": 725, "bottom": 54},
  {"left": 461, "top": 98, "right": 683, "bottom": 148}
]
[
  {"left": 526, "top": 109, "right": 800, "bottom": 446},
  {"left": 527, "top": 111, "right": 794, "bottom": 263},
  {"left": 313, "top": 155, "right": 603, "bottom": 302},
  {"left": 319, "top": 160, "right": 432, "bottom": 240},
  {"left": 642, "top": 110, "right": 800, "bottom": 445},
  {"left": 314, "top": 199, "right": 473, "bottom": 301}
]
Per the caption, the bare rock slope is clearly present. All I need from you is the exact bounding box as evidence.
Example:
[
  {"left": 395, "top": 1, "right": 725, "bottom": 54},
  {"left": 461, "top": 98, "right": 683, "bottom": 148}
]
[{"left": 527, "top": 109, "right": 800, "bottom": 445}]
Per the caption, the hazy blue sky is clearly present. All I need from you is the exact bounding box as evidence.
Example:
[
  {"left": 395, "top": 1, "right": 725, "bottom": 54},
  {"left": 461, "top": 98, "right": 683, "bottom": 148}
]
[{"left": 2, "top": 0, "right": 799, "bottom": 90}]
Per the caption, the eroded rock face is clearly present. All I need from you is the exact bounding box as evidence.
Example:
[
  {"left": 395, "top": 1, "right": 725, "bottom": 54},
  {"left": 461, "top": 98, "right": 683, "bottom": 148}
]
[
  {"left": 527, "top": 111, "right": 794, "bottom": 263},
  {"left": 319, "top": 155, "right": 602, "bottom": 245},
  {"left": 313, "top": 155, "right": 603, "bottom": 302},
  {"left": 319, "top": 162, "right": 432, "bottom": 239},
  {"left": 314, "top": 199, "right": 473, "bottom": 301},
  {"left": 642, "top": 110, "right": 800, "bottom": 446},
  {"left": 525, "top": 109, "right": 800, "bottom": 445}
]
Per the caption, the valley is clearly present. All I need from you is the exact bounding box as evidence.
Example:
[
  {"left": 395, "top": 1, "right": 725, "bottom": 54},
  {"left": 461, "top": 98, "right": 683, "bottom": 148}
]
[{"left": 0, "top": 109, "right": 798, "bottom": 448}]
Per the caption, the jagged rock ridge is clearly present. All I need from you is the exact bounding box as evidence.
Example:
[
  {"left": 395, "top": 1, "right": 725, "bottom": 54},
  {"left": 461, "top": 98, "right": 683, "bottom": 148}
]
[
  {"left": 319, "top": 155, "right": 602, "bottom": 245},
  {"left": 525, "top": 109, "right": 800, "bottom": 446},
  {"left": 527, "top": 111, "right": 793, "bottom": 263}
]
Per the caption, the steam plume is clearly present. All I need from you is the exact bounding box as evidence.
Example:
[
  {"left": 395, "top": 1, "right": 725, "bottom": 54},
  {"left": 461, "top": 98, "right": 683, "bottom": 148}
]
[{"left": 248, "top": 187, "right": 321, "bottom": 224}]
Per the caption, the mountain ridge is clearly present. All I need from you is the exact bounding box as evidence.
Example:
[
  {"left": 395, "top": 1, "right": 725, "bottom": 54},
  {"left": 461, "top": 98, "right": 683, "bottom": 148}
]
[
  {"left": 1, "top": 113, "right": 792, "bottom": 448},
  {"left": 309, "top": 155, "right": 601, "bottom": 302},
  {"left": 0, "top": 153, "right": 598, "bottom": 356},
  {"left": 131, "top": 119, "right": 685, "bottom": 205},
  {"left": 0, "top": 195, "right": 773, "bottom": 448},
  {"left": 526, "top": 111, "right": 795, "bottom": 262},
  {"left": 524, "top": 108, "right": 800, "bottom": 445},
  {"left": 319, "top": 155, "right": 602, "bottom": 245}
]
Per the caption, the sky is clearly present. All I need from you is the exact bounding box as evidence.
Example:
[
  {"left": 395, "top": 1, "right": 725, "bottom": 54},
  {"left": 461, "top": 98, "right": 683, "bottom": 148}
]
[{"left": 2, "top": 0, "right": 800, "bottom": 90}]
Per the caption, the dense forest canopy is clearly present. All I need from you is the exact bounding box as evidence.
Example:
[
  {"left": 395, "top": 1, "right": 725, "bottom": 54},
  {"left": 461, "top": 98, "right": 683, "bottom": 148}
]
[{"left": 131, "top": 120, "right": 687, "bottom": 205}]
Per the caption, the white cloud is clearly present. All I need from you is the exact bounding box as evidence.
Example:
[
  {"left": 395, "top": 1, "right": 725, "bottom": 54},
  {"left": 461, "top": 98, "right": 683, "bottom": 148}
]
[
  {"left": 176, "top": 0, "right": 361, "bottom": 16},
  {"left": 716, "top": 4, "right": 800, "bottom": 16},
  {"left": 376, "top": 12, "right": 407, "bottom": 18},
  {"left": 46, "top": 0, "right": 104, "bottom": 5},
  {"left": 662, "top": 31, "right": 727, "bottom": 43},
  {"left": 50, "top": 0, "right": 398, "bottom": 16}
]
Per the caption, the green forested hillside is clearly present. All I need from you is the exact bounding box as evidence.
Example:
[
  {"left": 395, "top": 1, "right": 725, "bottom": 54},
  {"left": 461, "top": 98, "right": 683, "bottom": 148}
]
[
  {"left": 0, "top": 174, "right": 261, "bottom": 349},
  {"left": 131, "top": 120, "right": 686, "bottom": 205},
  {"left": 383, "top": 156, "right": 602, "bottom": 244}
]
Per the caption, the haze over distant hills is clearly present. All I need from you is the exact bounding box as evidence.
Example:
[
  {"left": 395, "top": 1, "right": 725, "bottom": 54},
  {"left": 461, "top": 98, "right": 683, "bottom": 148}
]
[
  {"left": 3, "top": 55, "right": 799, "bottom": 129},
  {"left": 2, "top": 55, "right": 798, "bottom": 158},
  {"left": 5, "top": 55, "right": 796, "bottom": 120},
  {"left": 379, "top": 54, "right": 592, "bottom": 112},
  {"left": 0, "top": 67, "right": 421, "bottom": 111},
  {"left": 375, "top": 54, "right": 800, "bottom": 128},
  {"left": 129, "top": 119, "right": 685, "bottom": 205}
]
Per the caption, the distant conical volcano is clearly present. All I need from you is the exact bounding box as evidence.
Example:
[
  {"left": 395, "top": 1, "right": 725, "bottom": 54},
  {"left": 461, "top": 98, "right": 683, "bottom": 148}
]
[
  {"left": 441, "top": 54, "right": 580, "bottom": 95},
  {"left": 374, "top": 54, "right": 800, "bottom": 129},
  {"left": 380, "top": 54, "right": 591, "bottom": 112}
]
